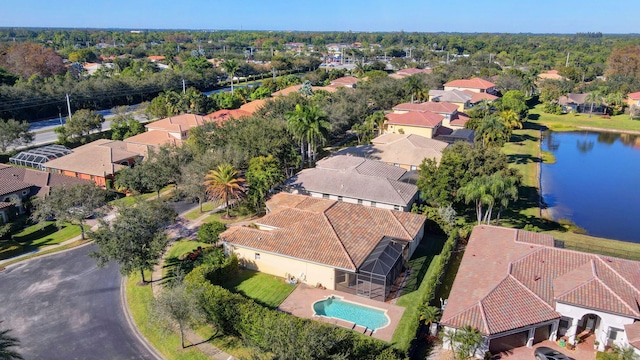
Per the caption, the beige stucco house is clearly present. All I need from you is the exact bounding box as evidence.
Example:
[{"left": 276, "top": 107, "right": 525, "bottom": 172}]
[
  {"left": 441, "top": 225, "right": 640, "bottom": 357},
  {"left": 221, "top": 193, "right": 426, "bottom": 302},
  {"left": 444, "top": 78, "right": 497, "bottom": 94}
]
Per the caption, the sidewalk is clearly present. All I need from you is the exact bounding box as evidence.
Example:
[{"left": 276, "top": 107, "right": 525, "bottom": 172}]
[{"left": 150, "top": 203, "right": 237, "bottom": 360}]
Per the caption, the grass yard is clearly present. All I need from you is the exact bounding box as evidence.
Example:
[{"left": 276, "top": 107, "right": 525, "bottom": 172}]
[
  {"left": 221, "top": 270, "right": 296, "bottom": 308},
  {"left": 110, "top": 185, "right": 175, "bottom": 207},
  {"left": 0, "top": 221, "right": 84, "bottom": 261},
  {"left": 183, "top": 201, "right": 220, "bottom": 221},
  {"left": 201, "top": 210, "right": 255, "bottom": 225},
  {"left": 392, "top": 235, "right": 445, "bottom": 351},
  {"left": 528, "top": 104, "right": 640, "bottom": 133}
]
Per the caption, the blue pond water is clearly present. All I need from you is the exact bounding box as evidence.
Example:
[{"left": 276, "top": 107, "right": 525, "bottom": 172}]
[
  {"left": 313, "top": 297, "right": 390, "bottom": 330},
  {"left": 541, "top": 130, "right": 640, "bottom": 242}
]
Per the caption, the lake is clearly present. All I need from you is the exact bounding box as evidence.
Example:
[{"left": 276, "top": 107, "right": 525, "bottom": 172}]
[{"left": 541, "top": 130, "right": 640, "bottom": 243}]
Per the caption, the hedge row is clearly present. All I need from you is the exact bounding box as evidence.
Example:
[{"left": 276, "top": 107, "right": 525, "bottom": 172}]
[{"left": 184, "top": 264, "right": 402, "bottom": 360}]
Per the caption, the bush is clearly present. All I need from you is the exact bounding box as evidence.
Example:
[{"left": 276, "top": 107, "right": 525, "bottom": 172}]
[{"left": 197, "top": 221, "right": 226, "bottom": 245}]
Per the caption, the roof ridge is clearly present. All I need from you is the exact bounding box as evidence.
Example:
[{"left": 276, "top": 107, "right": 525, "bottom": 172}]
[
  {"left": 591, "top": 261, "right": 640, "bottom": 317},
  {"left": 595, "top": 256, "right": 640, "bottom": 294},
  {"left": 477, "top": 294, "right": 491, "bottom": 334},
  {"left": 322, "top": 204, "right": 357, "bottom": 270},
  {"left": 553, "top": 262, "right": 597, "bottom": 300},
  {"left": 389, "top": 209, "right": 413, "bottom": 239}
]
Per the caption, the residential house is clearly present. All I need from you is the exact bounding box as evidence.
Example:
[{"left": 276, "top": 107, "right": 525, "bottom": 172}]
[
  {"left": 441, "top": 225, "right": 640, "bottom": 357},
  {"left": 465, "top": 90, "right": 499, "bottom": 105},
  {"left": 0, "top": 164, "right": 87, "bottom": 221},
  {"left": 558, "top": 93, "right": 605, "bottom": 114},
  {"left": 626, "top": 92, "right": 640, "bottom": 108},
  {"left": 220, "top": 192, "right": 426, "bottom": 301},
  {"left": 538, "top": 70, "right": 566, "bottom": 81},
  {"left": 429, "top": 90, "right": 472, "bottom": 112},
  {"left": 124, "top": 113, "right": 208, "bottom": 147},
  {"left": 204, "top": 109, "right": 251, "bottom": 123},
  {"left": 384, "top": 110, "right": 444, "bottom": 139},
  {"left": 444, "top": 78, "right": 497, "bottom": 94},
  {"left": 43, "top": 139, "right": 147, "bottom": 188},
  {"left": 271, "top": 84, "right": 339, "bottom": 97},
  {"left": 434, "top": 128, "right": 475, "bottom": 145},
  {"left": 396, "top": 67, "right": 432, "bottom": 77},
  {"left": 239, "top": 99, "right": 268, "bottom": 114},
  {"left": 330, "top": 76, "right": 360, "bottom": 88},
  {"left": 281, "top": 155, "right": 418, "bottom": 211},
  {"left": 334, "top": 133, "right": 449, "bottom": 170}
]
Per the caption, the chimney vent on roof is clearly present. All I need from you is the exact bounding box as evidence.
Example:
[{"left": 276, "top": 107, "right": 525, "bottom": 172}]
[{"left": 534, "top": 275, "right": 541, "bottom": 281}]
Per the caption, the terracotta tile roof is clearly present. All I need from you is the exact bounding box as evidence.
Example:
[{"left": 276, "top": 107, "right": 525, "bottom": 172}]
[
  {"left": 441, "top": 225, "right": 640, "bottom": 335},
  {"left": 386, "top": 111, "right": 444, "bottom": 128},
  {"left": 221, "top": 193, "right": 426, "bottom": 271},
  {"left": 628, "top": 92, "right": 640, "bottom": 100},
  {"left": 145, "top": 114, "right": 208, "bottom": 133},
  {"left": 397, "top": 68, "right": 431, "bottom": 76},
  {"left": 0, "top": 202, "right": 13, "bottom": 210},
  {"left": 335, "top": 134, "right": 448, "bottom": 166},
  {"left": 0, "top": 164, "right": 87, "bottom": 197},
  {"left": 392, "top": 101, "right": 457, "bottom": 114},
  {"left": 282, "top": 156, "right": 418, "bottom": 207},
  {"left": 239, "top": 99, "right": 267, "bottom": 114},
  {"left": 124, "top": 131, "right": 183, "bottom": 147},
  {"left": 204, "top": 109, "right": 251, "bottom": 122},
  {"left": 147, "top": 55, "right": 165, "bottom": 61},
  {"left": 330, "top": 76, "right": 360, "bottom": 86},
  {"left": 449, "top": 113, "right": 470, "bottom": 127},
  {"left": 445, "top": 78, "right": 496, "bottom": 90},
  {"left": 624, "top": 322, "right": 640, "bottom": 349},
  {"left": 44, "top": 139, "right": 146, "bottom": 177},
  {"left": 0, "top": 177, "right": 31, "bottom": 197},
  {"left": 271, "top": 85, "right": 302, "bottom": 97},
  {"left": 463, "top": 90, "right": 499, "bottom": 103}
]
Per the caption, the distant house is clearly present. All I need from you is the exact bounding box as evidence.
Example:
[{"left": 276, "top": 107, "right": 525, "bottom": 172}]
[
  {"left": 390, "top": 67, "right": 432, "bottom": 79},
  {"left": 428, "top": 90, "right": 472, "bottom": 112},
  {"left": 335, "top": 133, "right": 448, "bottom": 170},
  {"left": 125, "top": 114, "right": 208, "bottom": 147},
  {"left": 384, "top": 111, "right": 444, "bottom": 139},
  {"left": 626, "top": 92, "right": 640, "bottom": 108},
  {"left": 444, "top": 78, "right": 497, "bottom": 94},
  {"left": 434, "top": 128, "right": 475, "bottom": 145},
  {"left": 441, "top": 225, "right": 640, "bottom": 357},
  {"left": 281, "top": 155, "right": 419, "bottom": 211},
  {"left": 239, "top": 99, "right": 268, "bottom": 114},
  {"left": 0, "top": 163, "right": 88, "bottom": 221},
  {"left": 558, "top": 93, "right": 605, "bottom": 114},
  {"left": 220, "top": 192, "right": 426, "bottom": 301},
  {"left": 330, "top": 76, "right": 360, "bottom": 88},
  {"left": 43, "top": 139, "right": 147, "bottom": 188},
  {"left": 204, "top": 109, "right": 251, "bottom": 123},
  {"left": 391, "top": 101, "right": 470, "bottom": 132},
  {"left": 538, "top": 70, "right": 566, "bottom": 81}
]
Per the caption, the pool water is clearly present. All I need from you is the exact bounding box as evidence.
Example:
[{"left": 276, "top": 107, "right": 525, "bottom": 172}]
[{"left": 313, "top": 296, "right": 390, "bottom": 330}]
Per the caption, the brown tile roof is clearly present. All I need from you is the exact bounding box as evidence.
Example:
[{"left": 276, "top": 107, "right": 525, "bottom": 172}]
[
  {"left": 124, "top": 131, "right": 183, "bottom": 147},
  {"left": 0, "top": 177, "right": 31, "bottom": 197},
  {"left": 239, "top": 99, "right": 267, "bottom": 114},
  {"left": 44, "top": 139, "right": 146, "bottom": 177},
  {"left": 558, "top": 93, "right": 588, "bottom": 106},
  {"left": 625, "top": 322, "right": 640, "bottom": 349},
  {"left": 281, "top": 156, "right": 418, "bottom": 207},
  {"left": 441, "top": 225, "right": 640, "bottom": 335},
  {"left": 330, "top": 76, "right": 360, "bottom": 86},
  {"left": 386, "top": 111, "right": 444, "bottom": 128},
  {"left": 445, "top": 78, "right": 496, "bottom": 90},
  {"left": 335, "top": 133, "right": 448, "bottom": 166},
  {"left": 449, "top": 113, "right": 470, "bottom": 127},
  {"left": 393, "top": 101, "right": 458, "bottom": 114},
  {"left": 0, "top": 164, "right": 87, "bottom": 197},
  {"left": 221, "top": 193, "right": 426, "bottom": 271},
  {"left": 0, "top": 202, "right": 13, "bottom": 210},
  {"left": 147, "top": 55, "right": 165, "bottom": 61},
  {"left": 271, "top": 85, "right": 302, "bottom": 97},
  {"left": 204, "top": 109, "right": 251, "bottom": 122},
  {"left": 397, "top": 68, "right": 431, "bottom": 76},
  {"left": 145, "top": 114, "right": 208, "bottom": 133}
]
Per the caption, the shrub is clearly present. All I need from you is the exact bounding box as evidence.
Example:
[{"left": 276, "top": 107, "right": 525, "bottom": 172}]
[{"left": 197, "top": 221, "right": 226, "bottom": 245}]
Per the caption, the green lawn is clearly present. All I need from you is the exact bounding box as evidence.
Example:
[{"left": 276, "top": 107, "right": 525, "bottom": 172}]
[
  {"left": 201, "top": 210, "right": 254, "bottom": 225},
  {"left": 392, "top": 235, "right": 445, "bottom": 351},
  {"left": 221, "top": 270, "right": 296, "bottom": 308},
  {"left": 162, "top": 240, "right": 212, "bottom": 280},
  {"left": 110, "top": 185, "right": 175, "bottom": 207},
  {"left": 0, "top": 221, "right": 84, "bottom": 261},
  {"left": 528, "top": 104, "right": 640, "bottom": 133},
  {"left": 183, "top": 202, "right": 220, "bottom": 221}
]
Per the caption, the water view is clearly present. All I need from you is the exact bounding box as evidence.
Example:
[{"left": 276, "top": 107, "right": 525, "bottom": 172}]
[{"left": 541, "top": 130, "right": 640, "bottom": 243}]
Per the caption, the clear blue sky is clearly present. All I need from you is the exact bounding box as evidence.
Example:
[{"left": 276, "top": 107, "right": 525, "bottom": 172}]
[{"left": 1, "top": 0, "right": 639, "bottom": 34}]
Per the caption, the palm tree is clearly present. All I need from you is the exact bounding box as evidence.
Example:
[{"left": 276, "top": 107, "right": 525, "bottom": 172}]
[
  {"left": 490, "top": 175, "right": 519, "bottom": 224},
  {"left": 285, "top": 104, "right": 310, "bottom": 164},
  {"left": 499, "top": 109, "right": 522, "bottom": 130},
  {"left": 475, "top": 115, "right": 509, "bottom": 148},
  {"left": 605, "top": 92, "right": 625, "bottom": 115},
  {"left": 454, "top": 325, "right": 484, "bottom": 360},
  {"left": 367, "top": 111, "right": 386, "bottom": 136},
  {"left": 418, "top": 304, "right": 441, "bottom": 326},
  {"left": 203, "top": 164, "right": 246, "bottom": 218},
  {"left": 303, "top": 105, "right": 331, "bottom": 165},
  {"left": 457, "top": 176, "right": 494, "bottom": 225},
  {"left": 585, "top": 90, "right": 604, "bottom": 117},
  {"left": 404, "top": 75, "right": 424, "bottom": 103},
  {"left": 611, "top": 344, "right": 639, "bottom": 360},
  {"left": 0, "top": 323, "right": 23, "bottom": 360},
  {"left": 222, "top": 59, "right": 240, "bottom": 93}
]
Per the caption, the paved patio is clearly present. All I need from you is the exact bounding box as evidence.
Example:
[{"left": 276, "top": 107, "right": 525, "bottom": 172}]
[
  {"left": 491, "top": 338, "right": 597, "bottom": 360},
  {"left": 277, "top": 284, "right": 405, "bottom": 342}
]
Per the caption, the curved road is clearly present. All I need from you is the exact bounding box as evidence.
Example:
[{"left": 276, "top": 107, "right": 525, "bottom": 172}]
[{"left": 0, "top": 244, "right": 159, "bottom": 360}]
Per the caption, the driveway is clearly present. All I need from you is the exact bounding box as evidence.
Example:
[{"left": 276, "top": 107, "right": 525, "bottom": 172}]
[{"left": 0, "top": 244, "right": 159, "bottom": 360}]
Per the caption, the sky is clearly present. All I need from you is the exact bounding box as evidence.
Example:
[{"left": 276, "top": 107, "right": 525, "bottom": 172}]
[{"left": 1, "top": 0, "right": 639, "bottom": 34}]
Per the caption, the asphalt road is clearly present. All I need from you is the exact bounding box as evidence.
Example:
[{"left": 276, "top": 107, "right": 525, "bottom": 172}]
[{"left": 0, "top": 244, "right": 159, "bottom": 360}]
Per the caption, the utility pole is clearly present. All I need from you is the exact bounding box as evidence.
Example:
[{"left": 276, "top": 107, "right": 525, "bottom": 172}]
[
  {"left": 182, "top": 79, "right": 186, "bottom": 94},
  {"left": 446, "top": 52, "right": 450, "bottom": 64},
  {"left": 489, "top": 53, "right": 492, "bottom": 63},
  {"left": 65, "top": 93, "right": 72, "bottom": 121},
  {"left": 566, "top": 52, "right": 570, "bottom": 67}
]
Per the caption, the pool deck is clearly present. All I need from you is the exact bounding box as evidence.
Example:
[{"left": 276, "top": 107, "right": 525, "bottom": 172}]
[{"left": 277, "top": 284, "right": 405, "bottom": 342}]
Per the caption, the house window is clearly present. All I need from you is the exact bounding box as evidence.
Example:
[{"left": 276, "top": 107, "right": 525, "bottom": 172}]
[
  {"left": 357, "top": 199, "right": 363, "bottom": 205},
  {"left": 255, "top": 253, "right": 261, "bottom": 260},
  {"left": 371, "top": 201, "right": 376, "bottom": 207},
  {"left": 410, "top": 165, "right": 417, "bottom": 171},
  {"left": 322, "top": 194, "right": 329, "bottom": 199},
  {"left": 393, "top": 163, "right": 399, "bottom": 167},
  {"left": 337, "top": 196, "right": 343, "bottom": 202}
]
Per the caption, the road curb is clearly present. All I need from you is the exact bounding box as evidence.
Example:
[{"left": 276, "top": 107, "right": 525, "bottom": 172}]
[{"left": 120, "top": 277, "right": 165, "bottom": 360}]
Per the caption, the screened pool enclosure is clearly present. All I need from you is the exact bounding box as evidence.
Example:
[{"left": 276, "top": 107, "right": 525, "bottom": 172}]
[
  {"left": 9, "top": 145, "right": 72, "bottom": 170},
  {"left": 335, "top": 237, "right": 407, "bottom": 302}
]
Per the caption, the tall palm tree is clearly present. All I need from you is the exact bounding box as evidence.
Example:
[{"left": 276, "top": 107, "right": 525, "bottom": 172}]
[
  {"left": 457, "top": 176, "right": 494, "bottom": 225},
  {"left": 404, "top": 75, "right": 424, "bottom": 103},
  {"left": 0, "top": 323, "right": 23, "bottom": 360},
  {"left": 366, "top": 111, "right": 386, "bottom": 136},
  {"left": 203, "top": 164, "right": 245, "bottom": 218},
  {"left": 490, "top": 175, "right": 519, "bottom": 224},
  {"left": 303, "top": 105, "right": 331, "bottom": 165},
  {"left": 222, "top": 59, "right": 240, "bottom": 93},
  {"left": 475, "top": 115, "right": 509, "bottom": 148},
  {"left": 285, "top": 104, "right": 310, "bottom": 164},
  {"left": 499, "top": 109, "right": 522, "bottom": 130},
  {"left": 585, "top": 90, "right": 604, "bottom": 117}
]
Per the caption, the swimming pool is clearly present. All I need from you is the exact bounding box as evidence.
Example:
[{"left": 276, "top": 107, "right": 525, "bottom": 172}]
[{"left": 312, "top": 296, "right": 390, "bottom": 330}]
